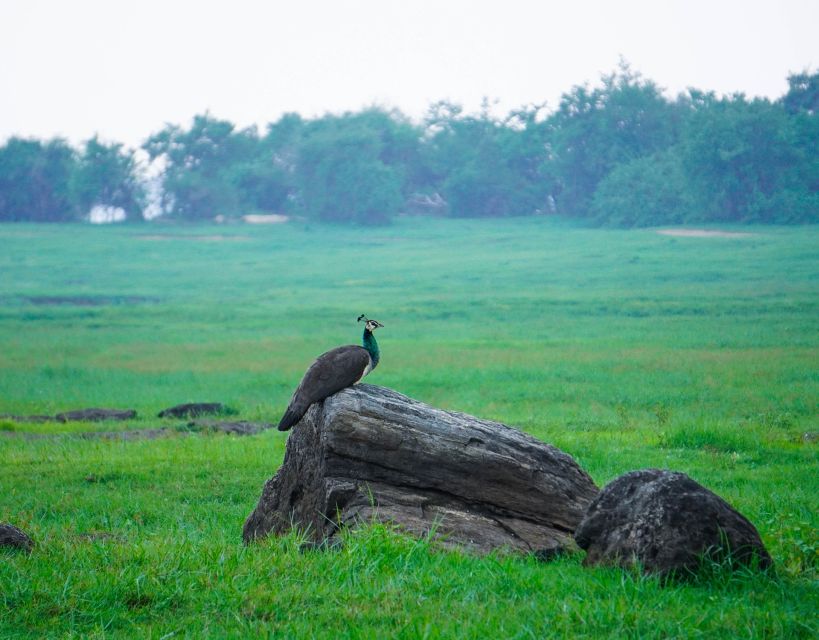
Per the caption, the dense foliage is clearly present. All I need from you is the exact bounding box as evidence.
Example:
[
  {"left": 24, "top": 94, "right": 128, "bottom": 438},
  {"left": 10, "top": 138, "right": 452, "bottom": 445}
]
[
  {"left": 0, "top": 137, "right": 144, "bottom": 222},
  {"left": 1, "top": 66, "right": 817, "bottom": 226}
]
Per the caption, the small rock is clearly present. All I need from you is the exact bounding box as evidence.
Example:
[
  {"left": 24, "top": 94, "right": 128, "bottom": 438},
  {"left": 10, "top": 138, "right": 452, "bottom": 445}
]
[
  {"left": 158, "top": 403, "right": 228, "bottom": 418},
  {"left": 575, "top": 469, "right": 772, "bottom": 575},
  {"left": 0, "top": 523, "right": 34, "bottom": 553},
  {"left": 56, "top": 408, "right": 137, "bottom": 422}
]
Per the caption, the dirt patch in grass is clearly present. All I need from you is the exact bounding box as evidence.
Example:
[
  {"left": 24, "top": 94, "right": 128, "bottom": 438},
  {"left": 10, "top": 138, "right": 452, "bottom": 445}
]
[
  {"left": 242, "top": 214, "right": 289, "bottom": 224},
  {"left": 0, "top": 420, "right": 275, "bottom": 441},
  {"left": 137, "top": 234, "right": 251, "bottom": 242},
  {"left": 25, "top": 295, "right": 156, "bottom": 306},
  {"left": 657, "top": 229, "right": 757, "bottom": 238}
]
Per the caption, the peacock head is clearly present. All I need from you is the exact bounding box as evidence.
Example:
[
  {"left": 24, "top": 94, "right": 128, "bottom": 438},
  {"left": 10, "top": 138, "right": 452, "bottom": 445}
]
[{"left": 357, "top": 314, "right": 384, "bottom": 333}]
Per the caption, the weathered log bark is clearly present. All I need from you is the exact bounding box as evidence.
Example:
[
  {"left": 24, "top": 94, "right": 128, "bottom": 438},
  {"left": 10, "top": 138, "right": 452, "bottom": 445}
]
[{"left": 243, "top": 384, "right": 598, "bottom": 554}]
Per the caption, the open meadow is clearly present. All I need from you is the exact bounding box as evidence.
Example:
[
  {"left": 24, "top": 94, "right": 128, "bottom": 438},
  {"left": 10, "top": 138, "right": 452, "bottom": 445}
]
[{"left": 1, "top": 218, "right": 817, "bottom": 638}]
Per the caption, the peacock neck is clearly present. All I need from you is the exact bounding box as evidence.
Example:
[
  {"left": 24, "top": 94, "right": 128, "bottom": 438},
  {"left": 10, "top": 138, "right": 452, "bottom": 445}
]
[{"left": 362, "top": 329, "right": 380, "bottom": 369}]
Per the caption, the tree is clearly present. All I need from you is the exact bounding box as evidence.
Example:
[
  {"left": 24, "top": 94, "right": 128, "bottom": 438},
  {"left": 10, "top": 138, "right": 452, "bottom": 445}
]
[
  {"left": 782, "top": 70, "right": 819, "bottom": 115},
  {"left": 422, "top": 101, "right": 551, "bottom": 217},
  {"left": 545, "top": 63, "right": 679, "bottom": 217},
  {"left": 253, "top": 113, "right": 307, "bottom": 213},
  {"left": 73, "top": 136, "right": 145, "bottom": 220},
  {"left": 589, "top": 148, "right": 695, "bottom": 226},
  {"left": 293, "top": 110, "right": 411, "bottom": 224},
  {"left": 679, "top": 93, "right": 818, "bottom": 223},
  {"left": 0, "top": 137, "right": 78, "bottom": 221},
  {"left": 144, "top": 114, "right": 261, "bottom": 219}
]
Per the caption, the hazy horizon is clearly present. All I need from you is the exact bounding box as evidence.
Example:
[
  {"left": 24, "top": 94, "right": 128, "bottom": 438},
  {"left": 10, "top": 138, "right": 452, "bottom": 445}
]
[{"left": 2, "top": 0, "right": 818, "bottom": 149}]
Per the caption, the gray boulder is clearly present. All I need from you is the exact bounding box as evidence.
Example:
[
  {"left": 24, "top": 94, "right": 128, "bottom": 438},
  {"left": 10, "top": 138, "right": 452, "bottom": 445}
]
[{"left": 575, "top": 469, "right": 772, "bottom": 575}]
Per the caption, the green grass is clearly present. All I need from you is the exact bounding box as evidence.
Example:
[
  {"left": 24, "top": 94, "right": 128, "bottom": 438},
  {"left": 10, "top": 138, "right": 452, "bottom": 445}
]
[{"left": 1, "top": 218, "right": 817, "bottom": 638}]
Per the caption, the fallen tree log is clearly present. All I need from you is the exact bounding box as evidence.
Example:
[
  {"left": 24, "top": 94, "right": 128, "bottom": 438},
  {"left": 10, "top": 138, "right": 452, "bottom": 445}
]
[{"left": 243, "top": 384, "right": 598, "bottom": 554}]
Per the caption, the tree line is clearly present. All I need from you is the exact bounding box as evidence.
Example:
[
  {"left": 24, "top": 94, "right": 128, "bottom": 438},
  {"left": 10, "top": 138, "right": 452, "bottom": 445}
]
[{"left": 1, "top": 65, "right": 817, "bottom": 226}]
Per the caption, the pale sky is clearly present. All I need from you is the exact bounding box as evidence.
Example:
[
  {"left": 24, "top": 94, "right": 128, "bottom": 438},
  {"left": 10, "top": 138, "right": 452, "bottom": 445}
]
[{"left": 1, "top": 0, "right": 817, "bottom": 149}]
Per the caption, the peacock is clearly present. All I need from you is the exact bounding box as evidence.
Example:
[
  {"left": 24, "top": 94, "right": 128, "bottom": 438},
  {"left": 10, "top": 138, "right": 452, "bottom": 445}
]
[{"left": 276, "top": 314, "right": 384, "bottom": 431}]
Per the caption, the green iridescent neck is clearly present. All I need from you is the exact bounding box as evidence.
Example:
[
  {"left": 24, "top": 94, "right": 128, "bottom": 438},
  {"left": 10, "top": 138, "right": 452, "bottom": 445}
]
[{"left": 362, "top": 329, "right": 380, "bottom": 369}]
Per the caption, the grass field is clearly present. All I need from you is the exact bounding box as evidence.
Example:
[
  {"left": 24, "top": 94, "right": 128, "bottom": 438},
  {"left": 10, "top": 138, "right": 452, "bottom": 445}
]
[{"left": 1, "top": 218, "right": 817, "bottom": 638}]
